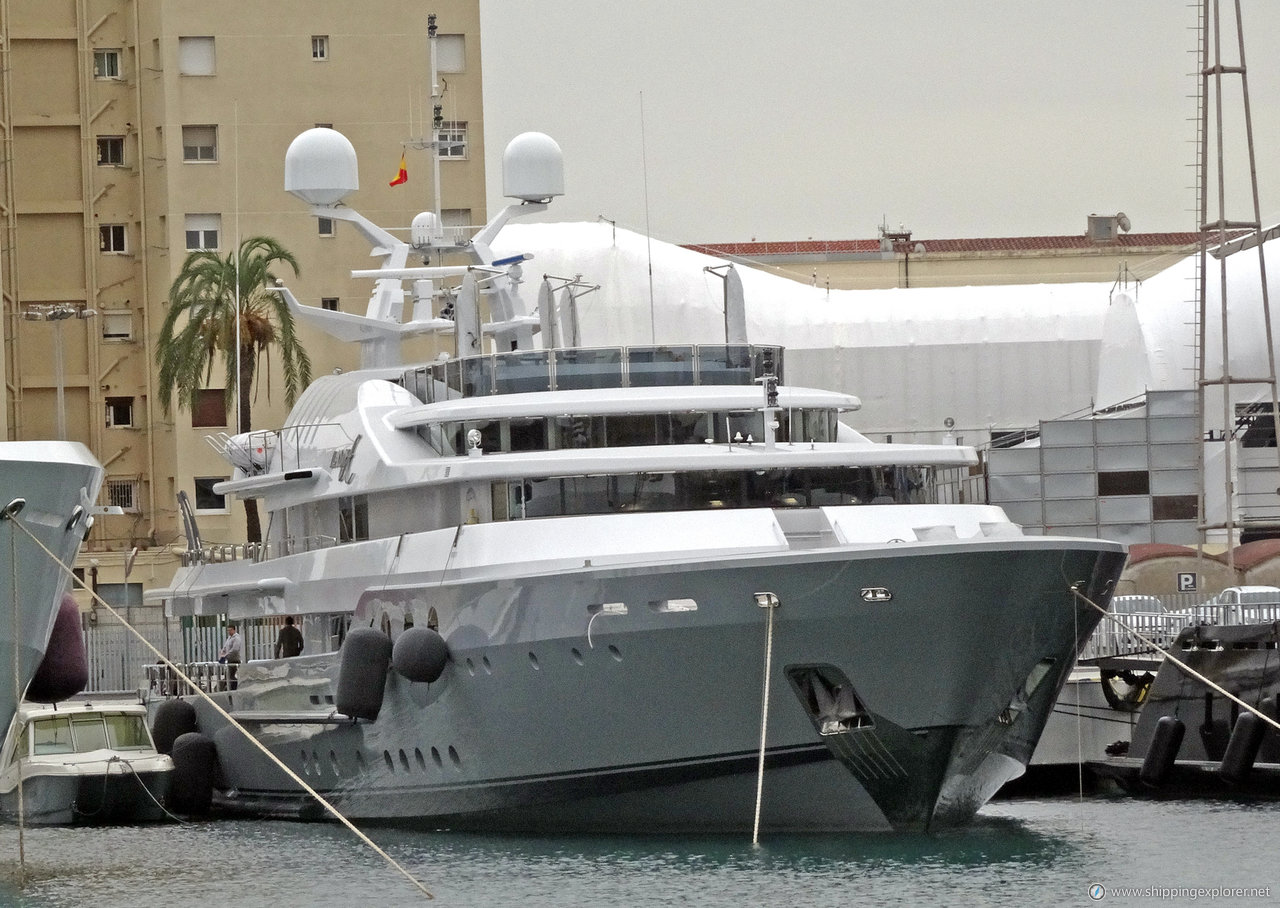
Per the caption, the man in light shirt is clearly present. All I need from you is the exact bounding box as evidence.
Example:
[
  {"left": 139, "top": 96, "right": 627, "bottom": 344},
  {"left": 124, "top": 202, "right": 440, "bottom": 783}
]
[{"left": 218, "top": 623, "right": 243, "bottom": 690}]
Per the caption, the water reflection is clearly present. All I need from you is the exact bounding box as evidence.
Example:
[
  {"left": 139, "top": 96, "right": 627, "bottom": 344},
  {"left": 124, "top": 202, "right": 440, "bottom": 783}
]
[{"left": 0, "top": 799, "right": 1274, "bottom": 907}]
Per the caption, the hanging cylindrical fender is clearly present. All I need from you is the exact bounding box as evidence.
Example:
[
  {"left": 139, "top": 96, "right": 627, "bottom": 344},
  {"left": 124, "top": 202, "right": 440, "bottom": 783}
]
[
  {"left": 392, "top": 626, "right": 450, "bottom": 684},
  {"left": 151, "top": 699, "right": 199, "bottom": 755},
  {"left": 336, "top": 627, "right": 392, "bottom": 720},
  {"left": 25, "top": 594, "right": 88, "bottom": 703},
  {"left": 1219, "top": 710, "right": 1267, "bottom": 784},
  {"left": 1138, "top": 715, "right": 1184, "bottom": 788},
  {"left": 169, "top": 731, "right": 217, "bottom": 815}
]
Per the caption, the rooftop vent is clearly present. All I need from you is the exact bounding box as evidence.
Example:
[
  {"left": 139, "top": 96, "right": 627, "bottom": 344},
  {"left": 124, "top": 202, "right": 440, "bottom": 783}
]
[{"left": 1088, "top": 212, "right": 1131, "bottom": 243}]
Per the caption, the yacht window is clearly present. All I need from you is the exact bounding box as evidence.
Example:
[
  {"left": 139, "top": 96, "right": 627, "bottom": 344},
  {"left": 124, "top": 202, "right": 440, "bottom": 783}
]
[
  {"left": 553, "top": 348, "right": 623, "bottom": 390},
  {"left": 494, "top": 350, "right": 551, "bottom": 394},
  {"left": 497, "top": 466, "right": 938, "bottom": 519},
  {"left": 626, "top": 346, "right": 694, "bottom": 387},
  {"left": 105, "top": 715, "right": 151, "bottom": 750},
  {"left": 11, "top": 725, "right": 30, "bottom": 763},
  {"left": 72, "top": 716, "right": 109, "bottom": 753},
  {"left": 338, "top": 496, "right": 369, "bottom": 542},
  {"left": 32, "top": 717, "right": 74, "bottom": 755},
  {"left": 508, "top": 418, "right": 545, "bottom": 452},
  {"left": 696, "top": 345, "right": 753, "bottom": 385},
  {"left": 555, "top": 416, "right": 604, "bottom": 450},
  {"left": 462, "top": 357, "right": 493, "bottom": 397}
]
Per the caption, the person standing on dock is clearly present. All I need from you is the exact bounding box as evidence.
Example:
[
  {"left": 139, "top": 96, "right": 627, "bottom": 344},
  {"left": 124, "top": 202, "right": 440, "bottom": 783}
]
[
  {"left": 274, "top": 616, "right": 303, "bottom": 659},
  {"left": 218, "top": 623, "right": 243, "bottom": 690}
]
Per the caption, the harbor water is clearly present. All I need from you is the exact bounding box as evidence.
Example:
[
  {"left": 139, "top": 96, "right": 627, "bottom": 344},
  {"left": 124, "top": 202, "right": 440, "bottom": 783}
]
[{"left": 0, "top": 795, "right": 1274, "bottom": 906}]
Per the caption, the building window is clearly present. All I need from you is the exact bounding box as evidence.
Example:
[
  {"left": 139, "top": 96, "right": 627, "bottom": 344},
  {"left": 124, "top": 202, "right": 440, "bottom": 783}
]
[
  {"left": 194, "top": 477, "right": 228, "bottom": 512},
  {"left": 101, "top": 310, "right": 133, "bottom": 341},
  {"left": 318, "top": 217, "right": 335, "bottom": 237},
  {"left": 105, "top": 479, "right": 140, "bottom": 513},
  {"left": 441, "top": 208, "right": 472, "bottom": 242},
  {"left": 436, "top": 35, "right": 465, "bottom": 72},
  {"left": 96, "top": 136, "right": 125, "bottom": 166},
  {"left": 99, "top": 224, "right": 127, "bottom": 254},
  {"left": 437, "top": 121, "right": 468, "bottom": 159},
  {"left": 1097, "top": 471, "right": 1150, "bottom": 497},
  {"left": 311, "top": 36, "right": 329, "bottom": 60},
  {"left": 193, "top": 389, "right": 227, "bottom": 428},
  {"left": 181, "top": 125, "right": 217, "bottom": 162},
  {"left": 93, "top": 49, "right": 122, "bottom": 79},
  {"left": 321, "top": 298, "right": 339, "bottom": 311},
  {"left": 105, "top": 397, "right": 134, "bottom": 428},
  {"left": 184, "top": 214, "right": 221, "bottom": 251},
  {"left": 177, "top": 37, "right": 215, "bottom": 75},
  {"left": 1153, "top": 495, "right": 1198, "bottom": 521}
]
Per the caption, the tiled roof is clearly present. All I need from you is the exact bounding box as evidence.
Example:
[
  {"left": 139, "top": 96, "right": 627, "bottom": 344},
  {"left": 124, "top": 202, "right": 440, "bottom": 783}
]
[{"left": 684, "top": 231, "right": 1230, "bottom": 258}]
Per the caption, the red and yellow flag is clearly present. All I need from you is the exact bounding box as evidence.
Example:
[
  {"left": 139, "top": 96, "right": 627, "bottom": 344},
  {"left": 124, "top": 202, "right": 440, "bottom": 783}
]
[{"left": 389, "top": 152, "right": 408, "bottom": 187}]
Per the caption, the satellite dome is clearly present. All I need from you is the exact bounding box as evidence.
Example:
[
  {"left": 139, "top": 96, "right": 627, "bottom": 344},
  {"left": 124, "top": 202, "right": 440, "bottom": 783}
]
[
  {"left": 285, "top": 128, "right": 359, "bottom": 205},
  {"left": 411, "top": 211, "right": 444, "bottom": 245},
  {"left": 502, "top": 132, "right": 564, "bottom": 203}
]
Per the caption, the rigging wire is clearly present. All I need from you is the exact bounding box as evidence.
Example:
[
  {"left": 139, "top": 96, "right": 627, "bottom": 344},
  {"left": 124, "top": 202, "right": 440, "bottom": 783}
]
[{"left": 8, "top": 518, "right": 435, "bottom": 901}]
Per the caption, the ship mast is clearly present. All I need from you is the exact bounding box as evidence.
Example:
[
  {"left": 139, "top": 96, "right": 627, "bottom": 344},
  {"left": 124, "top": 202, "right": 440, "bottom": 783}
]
[{"left": 1194, "top": 0, "right": 1280, "bottom": 566}]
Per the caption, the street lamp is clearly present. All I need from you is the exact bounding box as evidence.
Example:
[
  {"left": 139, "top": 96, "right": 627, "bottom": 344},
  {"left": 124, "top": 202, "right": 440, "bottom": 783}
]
[{"left": 21, "top": 305, "right": 97, "bottom": 439}]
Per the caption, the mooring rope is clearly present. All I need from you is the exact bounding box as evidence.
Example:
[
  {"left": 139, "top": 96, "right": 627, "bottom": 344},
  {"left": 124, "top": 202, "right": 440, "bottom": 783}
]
[
  {"left": 8, "top": 516, "right": 434, "bottom": 900},
  {"left": 752, "top": 592, "right": 778, "bottom": 847},
  {"left": 5, "top": 510, "right": 25, "bottom": 887},
  {"left": 1072, "top": 584, "right": 1280, "bottom": 734}
]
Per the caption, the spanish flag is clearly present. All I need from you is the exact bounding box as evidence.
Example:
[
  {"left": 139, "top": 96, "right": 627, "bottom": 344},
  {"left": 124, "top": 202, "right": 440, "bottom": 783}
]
[{"left": 389, "top": 152, "right": 408, "bottom": 187}]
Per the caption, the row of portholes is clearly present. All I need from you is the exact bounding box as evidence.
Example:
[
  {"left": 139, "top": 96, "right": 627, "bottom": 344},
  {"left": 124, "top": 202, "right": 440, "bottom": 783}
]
[
  {"left": 528, "top": 644, "right": 623, "bottom": 671},
  {"left": 299, "top": 744, "right": 462, "bottom": 777}
]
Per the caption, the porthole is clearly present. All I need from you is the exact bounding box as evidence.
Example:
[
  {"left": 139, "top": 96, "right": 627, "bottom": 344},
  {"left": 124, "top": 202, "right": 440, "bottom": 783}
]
[
  {"left": 570, "top": 647, "right": 584, "bottom": 665},
  {"left": 448, "top": 745, "right": 461, "bottom": 768},
  {"left": 528, "top": 652, "right": 540, "bottom": 670},
  {"left": 430, "top": 746, "right": 443, "bottom": 767},
  {"left": 466, "top": 657, "right": 476, "bottom": 676},
  {"left": 482, "top": 655, "right": 492, "bottom": 673},
  {"left": 384, "top": 750, "right": 394, "bottom": 772},
  {"left": 608, "top": 645, "right": 622, "bottom": 662},
  {"left": 329, "top": 750, "right": 339, "bottom": 774},
  {"left": 399, "top": 749, "right": 411, "bottom": 772},
  {"left": 415, "top": 748, "right": 427, "bottom": 770}
]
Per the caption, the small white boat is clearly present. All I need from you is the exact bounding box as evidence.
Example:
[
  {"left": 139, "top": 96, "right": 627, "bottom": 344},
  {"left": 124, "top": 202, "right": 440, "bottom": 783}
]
[{"left": 0, "top": 701, "right": 173, "bottom": 825}]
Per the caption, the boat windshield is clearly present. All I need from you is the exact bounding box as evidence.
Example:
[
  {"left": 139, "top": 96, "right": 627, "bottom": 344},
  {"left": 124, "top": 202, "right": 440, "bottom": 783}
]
[{"left": 23, "top": 713, "right": 152, "bottom": 756}]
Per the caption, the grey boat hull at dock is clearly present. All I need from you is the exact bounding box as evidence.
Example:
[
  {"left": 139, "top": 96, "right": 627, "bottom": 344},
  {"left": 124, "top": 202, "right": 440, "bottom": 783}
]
[{"left": 163, "top": 529, "right": 1123, "bottom": 833}]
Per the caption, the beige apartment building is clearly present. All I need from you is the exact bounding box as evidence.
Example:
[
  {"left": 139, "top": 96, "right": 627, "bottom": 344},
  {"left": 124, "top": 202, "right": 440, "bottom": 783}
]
[{"left": 0, "top": 0, "right": 485, "bottom": 605}]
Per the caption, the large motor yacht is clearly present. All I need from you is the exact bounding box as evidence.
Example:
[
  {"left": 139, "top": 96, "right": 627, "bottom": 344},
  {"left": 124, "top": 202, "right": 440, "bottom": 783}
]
[{"left": 145, "top": 128, "right": 1126, "bottom": 832}]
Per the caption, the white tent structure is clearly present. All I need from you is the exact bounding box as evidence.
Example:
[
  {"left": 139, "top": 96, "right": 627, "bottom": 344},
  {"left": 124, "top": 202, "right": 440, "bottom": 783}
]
[
  {"left": 490, "top": 222, "right": 1280, "bottom": 544},
  {"left": 491, "top": 221, "right": 1125, "bottom": 444}
]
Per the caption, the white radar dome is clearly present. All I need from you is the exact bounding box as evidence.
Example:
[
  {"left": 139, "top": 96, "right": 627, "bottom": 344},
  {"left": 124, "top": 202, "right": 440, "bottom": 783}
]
[
  {"left": 411, "top": 211, "right": 444, "bottom": 245},
  {"left": 285, "top": 128, "right": 359, "bottom": 205},
  {"left": 503, "top": 132, "right": 564, "bottom": 203}
]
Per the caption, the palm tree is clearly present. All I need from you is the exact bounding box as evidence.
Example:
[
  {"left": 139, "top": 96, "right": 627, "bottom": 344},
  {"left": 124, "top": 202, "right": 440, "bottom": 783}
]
[{"left": 157, "top": 236, "right": 312, "bottom": 543}]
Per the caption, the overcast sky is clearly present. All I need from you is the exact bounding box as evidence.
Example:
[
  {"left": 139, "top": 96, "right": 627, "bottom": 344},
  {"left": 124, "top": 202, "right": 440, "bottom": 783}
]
[{"left": 478, "top": 1, "right": 1280, "bottom": 244}]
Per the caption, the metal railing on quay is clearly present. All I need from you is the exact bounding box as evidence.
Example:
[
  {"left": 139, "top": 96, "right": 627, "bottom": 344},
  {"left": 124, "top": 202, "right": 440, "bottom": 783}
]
[
  {"left": 145, "top": 661, "right": 239, "bottom": 697},
  {"left": 1080, "top": 592, "right": 1280, "bottom": 662}
]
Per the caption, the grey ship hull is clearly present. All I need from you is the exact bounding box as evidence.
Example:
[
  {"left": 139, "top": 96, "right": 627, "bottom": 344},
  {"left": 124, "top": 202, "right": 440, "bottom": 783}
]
[
  {"left": 182, "top": 537, "right": 1124, "bottom": 832},
  {"left": 0, "top": 444, "right": 103, "bottom": 731}
]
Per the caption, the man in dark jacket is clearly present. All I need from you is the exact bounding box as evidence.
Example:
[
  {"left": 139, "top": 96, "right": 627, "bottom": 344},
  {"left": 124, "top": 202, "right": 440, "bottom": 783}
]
[{"left": 274, "top": 615, "right": 304, "bottom": 659}]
